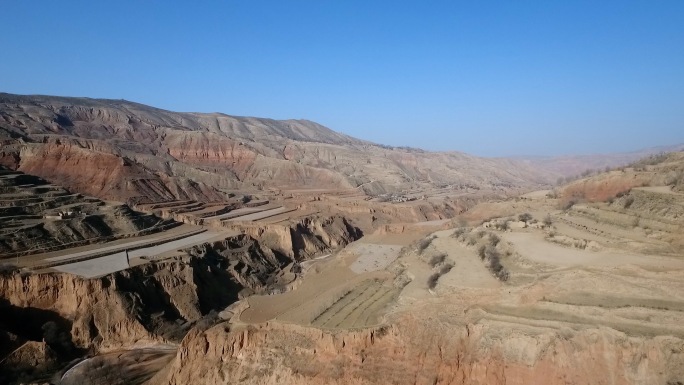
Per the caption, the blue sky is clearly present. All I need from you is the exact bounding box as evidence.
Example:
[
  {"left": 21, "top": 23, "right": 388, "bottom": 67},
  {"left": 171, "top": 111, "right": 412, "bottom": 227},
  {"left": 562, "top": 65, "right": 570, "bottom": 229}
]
[{"left": 2, "top": 1, "right": 683, "bottom": 156}]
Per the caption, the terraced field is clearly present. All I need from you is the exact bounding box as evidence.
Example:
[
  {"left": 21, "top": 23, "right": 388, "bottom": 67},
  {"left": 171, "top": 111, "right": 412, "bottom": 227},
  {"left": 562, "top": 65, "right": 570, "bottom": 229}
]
[
  {"left": 202, "top": 205, "right": 272, "bottom": 221},
  {"left": 24, "top": 227, "right": 237, "bottom": 277},
  {"left": 241, "top": 239, "right": 406, "bottom": 328},
  {"left": 0, "top": 168, "right": 164, "bottom": 258},
  {"left": 225, "top": 206, "right": 292, "bottom": 222},
  {"left": 311, "top": 279, "right": 398, "bottom": 329}
]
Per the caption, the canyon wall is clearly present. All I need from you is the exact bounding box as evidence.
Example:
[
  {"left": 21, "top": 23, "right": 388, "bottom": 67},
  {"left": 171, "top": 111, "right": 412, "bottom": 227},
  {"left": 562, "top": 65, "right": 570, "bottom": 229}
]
[{"left": 152, "top": 316, "right": 684, "bottom": 385}]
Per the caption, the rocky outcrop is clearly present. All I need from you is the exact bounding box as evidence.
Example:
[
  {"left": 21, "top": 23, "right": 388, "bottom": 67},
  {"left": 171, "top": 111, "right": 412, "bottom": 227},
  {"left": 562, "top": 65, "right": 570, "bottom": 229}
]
[
  {"left": 0, "top": 340, "right": 58, "bottom": 384},
  {"left": 0, "top": 239, "right": 288, "bottom": 356},
  {"left": 0, "top": 272, "right": 158, "bottom": 351},
  {"left": 152, "top": 316, "right": 684, "bottom": 385},
  {"left": 0, "top": 212, "right": 363, "bottom": 357},
  {"left": 233, "top": 215, "right": 362, "bottom": 260}
]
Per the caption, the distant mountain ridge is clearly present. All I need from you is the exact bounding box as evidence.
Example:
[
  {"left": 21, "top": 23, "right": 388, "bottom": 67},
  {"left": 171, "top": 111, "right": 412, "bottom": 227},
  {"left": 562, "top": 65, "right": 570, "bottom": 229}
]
[
  {"left": 0, "top": 93, "right": 364, "bottom": 146},
  {"left": 0, "top": 92, "right": 675, "bottom": 204},
  {"left": 513, "top": 143, "right": 684, "bottom": 179}
]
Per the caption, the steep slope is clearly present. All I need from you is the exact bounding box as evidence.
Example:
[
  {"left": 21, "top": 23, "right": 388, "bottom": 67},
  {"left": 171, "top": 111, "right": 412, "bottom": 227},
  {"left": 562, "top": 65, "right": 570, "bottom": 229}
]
[
  {"left": 0, "top": 93, "right": 554, "bottom": 204},
  {"left": 559, "top": 151, "right": 684, "bottom": 203},
  {"left": 0, "top": 215, "right": 363, "bottom": 383}
]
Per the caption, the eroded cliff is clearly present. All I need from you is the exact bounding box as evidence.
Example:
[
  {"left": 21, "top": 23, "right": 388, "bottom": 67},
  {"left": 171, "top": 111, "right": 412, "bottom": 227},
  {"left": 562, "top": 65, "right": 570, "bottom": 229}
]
[{"left": 152, "top": 316, "right": 684, "bottom": 385}]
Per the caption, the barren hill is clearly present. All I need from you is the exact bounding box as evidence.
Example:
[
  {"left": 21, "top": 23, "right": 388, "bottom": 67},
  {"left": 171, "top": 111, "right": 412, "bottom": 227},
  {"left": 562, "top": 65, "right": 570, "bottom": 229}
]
[{"left": 0, "top": 93, "right": 558, "bottom": 204}]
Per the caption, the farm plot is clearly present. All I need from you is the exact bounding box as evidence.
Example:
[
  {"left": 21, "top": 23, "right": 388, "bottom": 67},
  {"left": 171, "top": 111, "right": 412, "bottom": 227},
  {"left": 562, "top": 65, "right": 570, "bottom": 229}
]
[
  {"left": 53, "top": 252, "right": 129, "bottom": 278},
  {"left": 202, "top": 206, "right": 269, "bottom": 220},
  {"left": 225, "top": 206, "right": 292, "bottom": 222},
  {"left": 41, "top": 230, "right": 234, "bottom": 277},
  {"left": 310, "top": 279, "right": 398, "bottom": 329},
  {"left": 42, "top": 229, "right": 218, "bottom": 263}
]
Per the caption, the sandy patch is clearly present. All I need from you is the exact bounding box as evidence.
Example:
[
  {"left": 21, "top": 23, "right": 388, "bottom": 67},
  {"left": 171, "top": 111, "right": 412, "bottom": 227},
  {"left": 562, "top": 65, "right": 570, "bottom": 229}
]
[
  {"left": 521, "top": 190, "right": 551, "bottom": 199},
  {"left": 414, "top": 219, "right": 451, "bottom": 227},
  {"left": 348, "top": 243, "right": 402, "bottom": 273},
  {"left": 502, "top": 231, "right": 684, "bottom": 269},
  {"left": 633, "top": 186, "right": 682, "bottom": 195}
]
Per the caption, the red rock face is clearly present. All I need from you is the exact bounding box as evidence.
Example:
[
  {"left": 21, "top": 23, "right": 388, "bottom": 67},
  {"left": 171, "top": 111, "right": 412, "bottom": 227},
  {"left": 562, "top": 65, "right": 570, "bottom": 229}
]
[
  {"left": 165, "top": 132, "right": 259, "bottom": 179},
  {"left": 561, "top": 173, "right": 652, "bottom": 203},
  {"left": 16, "top": 139, "right": 224, "bottom": 204},
  {"left": 20, "top": 142, "right": 130, "bottom": 198}
]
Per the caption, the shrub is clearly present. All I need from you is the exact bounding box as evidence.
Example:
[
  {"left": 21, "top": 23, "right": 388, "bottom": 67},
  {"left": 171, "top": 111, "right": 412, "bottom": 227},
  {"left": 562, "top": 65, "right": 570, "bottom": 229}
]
[
  {"left": 518, "top": 213, "right": 533, "bottom": 223},
  {"left": 451, "top": 227, "right": 468, "bottom": 239},
  {"left": 416, "top": 235, "right": 436, "bottom": 253},
  {"left": 542, "top": 214, "right": 553, "bottom": 227},
  {"left": 560, "top": 199, "right": 576, "bottom": 210},
  {"left": 488, "top": 233, "right": 500, "bottom": 247},
  {"left": 623, "top": 196, "right": 635, "bottom": 209},
  {"left": 482, "top": 246, "right": 509, "bottom": 281},
  {"left": 477, "top": 244, "right": 486, "bottom": 260},
  {"left": 494, "top": 221, "right": 509, "bottom": 231},
  {"left": 42, "top": 321, "right": 75, "bottom": 355},
  {"left": 427, "top": 272, "right": 440, "bottom": 289},
  {"left": 439, "top": 263, "right": 454, "bottom": 275},
  {"left": 0, "top": 263, "right": 17, "bottom": 275},
  {"left": 429, "top": 253, "right": 447, "bottom": 267}
]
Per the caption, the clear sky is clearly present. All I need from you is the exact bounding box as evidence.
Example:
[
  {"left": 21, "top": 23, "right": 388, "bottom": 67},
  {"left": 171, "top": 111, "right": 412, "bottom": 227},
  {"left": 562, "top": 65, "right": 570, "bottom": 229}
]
[{"left": 2, "top": 1, "right": 683, "bottom": 156}]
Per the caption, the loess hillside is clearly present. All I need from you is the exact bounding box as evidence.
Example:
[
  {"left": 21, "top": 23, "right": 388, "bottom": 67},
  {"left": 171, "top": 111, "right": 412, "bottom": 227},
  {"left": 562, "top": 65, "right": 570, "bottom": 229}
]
[
  {"left": 0, "top": 93, "right": 556, "bottom": 204},
  {"left": 3, "top": 92, "right": 684, "bottom": 385}
]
